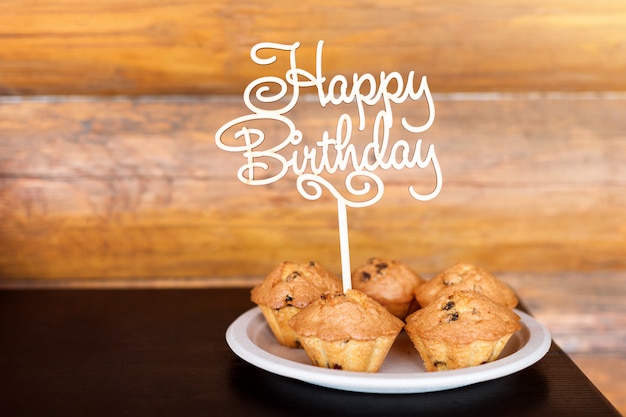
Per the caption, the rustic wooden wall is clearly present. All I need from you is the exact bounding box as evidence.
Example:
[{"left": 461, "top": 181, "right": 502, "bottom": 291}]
[
  {"left": 2, "top": 94, "right": 625, "bottom": 284},
  {"left": 1, "top": 0, "right": 626, "bottom": 95},
  {"left": 1, "top": 0, "right": 625, "bottom": 285}
]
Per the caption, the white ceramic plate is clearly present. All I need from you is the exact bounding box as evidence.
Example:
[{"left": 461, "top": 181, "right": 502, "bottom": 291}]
[{"left": 226, "top": 307, "right": 551, "bottom": 394}]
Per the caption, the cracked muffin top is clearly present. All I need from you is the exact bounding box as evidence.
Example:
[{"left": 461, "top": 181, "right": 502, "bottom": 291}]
[
  {"left": 251, "top": 261, "right": 342, "bottom": 309},
  {"left": 288, "top": 289, "right": 405, "bottom": 341},
  {"left": 415, "top": 263, "right": 518, "bottom": 309},
  {"left": 351, "top": 257, "right": 423, "bottom": 305},
  {"left": 405, "top": 290, "right": 521, "bottom": 344}
]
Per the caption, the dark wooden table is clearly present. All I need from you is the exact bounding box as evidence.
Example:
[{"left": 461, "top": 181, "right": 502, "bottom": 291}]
[{"left": 1, "top": 288, "right": 620, "bottom": 416}]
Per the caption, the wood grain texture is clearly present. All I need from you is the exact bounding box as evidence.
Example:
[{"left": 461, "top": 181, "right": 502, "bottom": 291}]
[
  {"left": 1, "top": 0, "right": 626, "bottom": 95},
  {"left": 499, "top": 272, "right": 626, "bottom": 356},
  {"left": 570, "top": 355, "right": 626, "bottom": 417},
  {"left": 502, "top": 270, "right": 626, "bottom": 414},
  {"left": 1, "top": 94, "right": 625, "bottom": 282}
]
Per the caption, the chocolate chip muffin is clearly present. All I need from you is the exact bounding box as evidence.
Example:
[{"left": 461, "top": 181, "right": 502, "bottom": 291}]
[
  {"left": 251, "top": 261, "right": 342, "bottom": 348},
  {"left": 288, "top": 289, "right": 405, "bottom": 372},
  {"left": 351, "top": 257, "right": 423, "bottom": 319},
  {"left": 405, "top": 290, "right": 521, "bottom": 371}
]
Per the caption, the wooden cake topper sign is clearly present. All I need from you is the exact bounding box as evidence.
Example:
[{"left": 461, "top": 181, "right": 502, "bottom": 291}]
[{"left": 215, "top": 41, "right": 442, "bottom": 292}]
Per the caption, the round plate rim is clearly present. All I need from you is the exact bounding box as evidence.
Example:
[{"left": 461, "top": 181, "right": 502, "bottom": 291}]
[{"left": 225, "top": 306, "right": 551, "bottom": 393}]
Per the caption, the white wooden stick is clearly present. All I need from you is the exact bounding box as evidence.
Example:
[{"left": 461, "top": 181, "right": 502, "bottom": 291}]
[{"left": 337, "top": 199, "right": 352, "bottom": 293}]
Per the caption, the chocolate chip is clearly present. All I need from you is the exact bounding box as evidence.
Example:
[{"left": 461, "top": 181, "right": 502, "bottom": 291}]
[
  {"left": 332, "top": 363, "right": 343, "bottom": 370},
  {"left": 375, "top": 262, "right": 388, "bottom": 274},
  {"left": 309, "top": 261, "right": 316, "bottom": 266},
  {"left": 442, "top": 301, "right": 455, "bottom": 311},
  {"left": 285, "top": 295, "right": 294, "bottom": 305},
  {"left": 433, "top": 361, "right": 446, "bottom": 368},
  {"left": 447, "top": 312, "right": 459, "bottom": 322},
  {"left": 361, "top": 271, "right": 371, "bottom": 281}
]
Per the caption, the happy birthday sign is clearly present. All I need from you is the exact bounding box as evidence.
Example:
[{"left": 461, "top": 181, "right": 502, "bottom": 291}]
[{"left": 215, "top": 41, "right": 442, "bottom": 291}]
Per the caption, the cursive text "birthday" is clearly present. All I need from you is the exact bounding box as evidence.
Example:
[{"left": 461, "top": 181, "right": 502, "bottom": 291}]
[{"left": 215, "top": 41, "right": 442, "bottom": 207}]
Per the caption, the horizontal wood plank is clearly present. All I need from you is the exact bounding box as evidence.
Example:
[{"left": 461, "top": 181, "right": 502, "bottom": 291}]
[
  {"left": 569, "top": 355, "right": 626, "bottom": 416},
  {"left": 503, "top": 270, "right": 626, "bottom": 415},
  {"left": 499, "top": 271, "right": 626, "bottom": 356},
  {"left": 1, "top": 94, "right": 625, "bottom": 281},
  {"left": 1, "top": 0, "right": 626, "bottom": 95}
]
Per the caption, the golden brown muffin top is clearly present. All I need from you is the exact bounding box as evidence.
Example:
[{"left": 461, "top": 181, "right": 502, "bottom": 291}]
[
  {"left": 415, "top": 263, "right": 518, "bottom": 309},
  {"left": 405, "top": 290, "right": 521, "bottom": 344},
  {"left": 251, "top": 261, "right": 342, "bottom": 309},
  {"left": 288, "top": 289, "right": 405, "bottom": 341},
  {"left": 351, "top": 258, "right": 424, "bottom": 304}
]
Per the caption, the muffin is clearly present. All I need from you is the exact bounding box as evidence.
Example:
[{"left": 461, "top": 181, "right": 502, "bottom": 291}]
[
  {"left": 351, "top": 257, "right": 423, "bottom": 319},
  {"left": 251, "top": 261, "right": 342, "bottom": 348},
  {"left": 288, "top": 289, "right": 405, "bottom": 372},
  {"left": 405, "top": 290, "right": 521, "bottom": 371},
  {"left": 415, "top": 263, "right": 518, "bottom": 309}
]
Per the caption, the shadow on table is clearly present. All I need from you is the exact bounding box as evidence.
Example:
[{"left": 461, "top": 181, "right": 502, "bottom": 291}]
[{"left": 228, "top": 357, "right": 549, "bottom": 417}]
